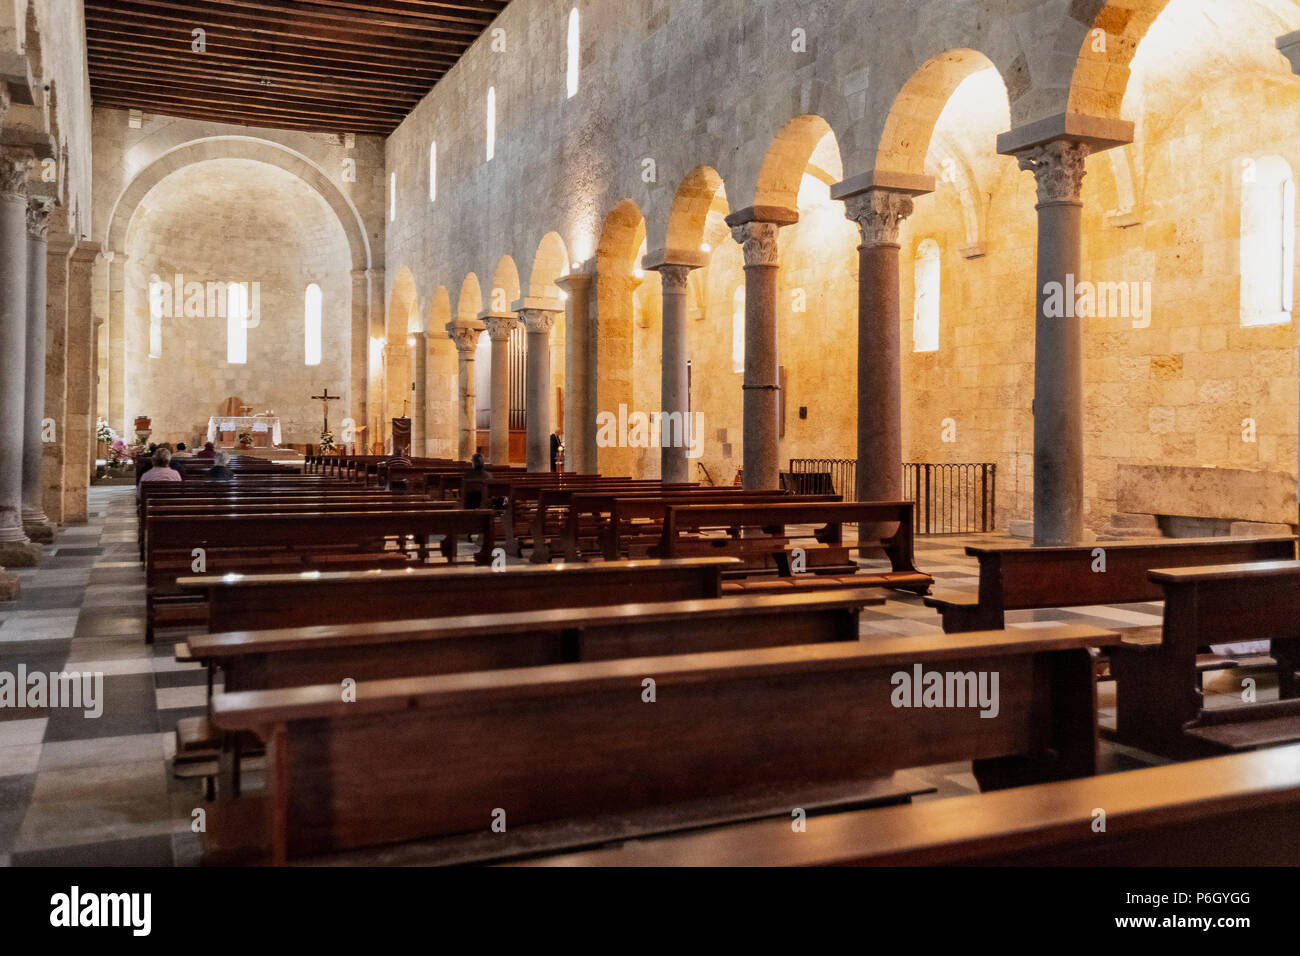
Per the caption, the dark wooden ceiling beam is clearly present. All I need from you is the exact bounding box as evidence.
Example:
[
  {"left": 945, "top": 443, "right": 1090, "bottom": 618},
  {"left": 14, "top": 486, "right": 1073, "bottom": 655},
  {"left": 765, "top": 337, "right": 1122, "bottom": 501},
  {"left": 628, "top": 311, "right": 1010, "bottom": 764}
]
[{"left": 278, "top": 0, "right": 508, "bottom": 29}]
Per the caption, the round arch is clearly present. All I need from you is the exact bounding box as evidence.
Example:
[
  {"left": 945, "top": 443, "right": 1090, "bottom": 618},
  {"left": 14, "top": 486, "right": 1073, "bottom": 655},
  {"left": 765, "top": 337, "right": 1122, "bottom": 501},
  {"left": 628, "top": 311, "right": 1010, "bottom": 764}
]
[
  {"left": 664, "top": 166, "right": 728, "bottom": 252},
  {"left": 488, "top": 255, "right": 522, "bottom": 314},
  {"left": 104, "top": 136, "right": 371, "bottom": 270}
]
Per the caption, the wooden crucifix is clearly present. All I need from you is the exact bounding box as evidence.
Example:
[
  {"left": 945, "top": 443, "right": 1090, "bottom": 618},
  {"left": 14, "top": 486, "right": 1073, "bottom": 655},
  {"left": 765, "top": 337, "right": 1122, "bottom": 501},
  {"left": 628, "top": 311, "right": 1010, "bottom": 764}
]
[{"left": 312, "top": 387, "right": 341, "bottom": 434}]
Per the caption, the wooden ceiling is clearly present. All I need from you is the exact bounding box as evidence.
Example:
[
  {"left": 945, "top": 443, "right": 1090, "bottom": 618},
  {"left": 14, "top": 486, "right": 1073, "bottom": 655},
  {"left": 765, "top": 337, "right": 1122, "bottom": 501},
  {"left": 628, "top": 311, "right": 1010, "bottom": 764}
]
[{"left": 85, "top": 1, "right": 511, "bottom": 135}]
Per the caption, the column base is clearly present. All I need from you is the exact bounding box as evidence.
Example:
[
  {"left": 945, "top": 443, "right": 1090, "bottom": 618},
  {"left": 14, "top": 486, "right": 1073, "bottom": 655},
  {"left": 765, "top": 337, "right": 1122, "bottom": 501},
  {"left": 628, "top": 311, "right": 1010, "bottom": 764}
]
[
  {"left": 0, "top": 540, "right": 42, "bottom": 567},
  {"left": 0, "top": 568, "right": 18, "bottom": 601},
  {"left": 23, "top": 518, "right": 55, "bottom": 543}
]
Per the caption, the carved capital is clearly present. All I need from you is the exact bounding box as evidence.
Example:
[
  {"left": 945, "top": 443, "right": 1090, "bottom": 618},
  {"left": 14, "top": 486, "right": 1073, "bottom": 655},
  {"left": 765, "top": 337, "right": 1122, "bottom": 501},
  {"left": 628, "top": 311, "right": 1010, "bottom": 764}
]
[
  {"left": 446, "top": 320, "right": 484, "bottom": 353},
  {"left": 1015, "top": 139, "right": 1090, "bottom": 205},
  {"left": 484, "top": 314, "right": 518, "bottom": 342},
  {"left": 519, "top": 308, "right": 558, "bottom": 335},
  {"left": 730, "top": 221, "right": 782, "bottom": 267},
  {"left": 26, "top": 196, "right": 54, "bottom": 240},
  {"left": 0, "top": 148, "right": 34, "bottom": 201},
  {"left": 656, "top": 263, "right": 693, "bottom": 293},
  {"left": 843, "top": 189, "right": 914, "bottom": 246}
]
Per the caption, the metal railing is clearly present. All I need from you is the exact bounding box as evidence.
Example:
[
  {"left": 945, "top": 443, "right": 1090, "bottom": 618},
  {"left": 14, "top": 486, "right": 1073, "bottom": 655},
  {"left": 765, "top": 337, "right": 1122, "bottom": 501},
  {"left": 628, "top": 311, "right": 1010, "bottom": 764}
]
[{"left": 786, "top": 458, "right": 996, "bottom": 535}]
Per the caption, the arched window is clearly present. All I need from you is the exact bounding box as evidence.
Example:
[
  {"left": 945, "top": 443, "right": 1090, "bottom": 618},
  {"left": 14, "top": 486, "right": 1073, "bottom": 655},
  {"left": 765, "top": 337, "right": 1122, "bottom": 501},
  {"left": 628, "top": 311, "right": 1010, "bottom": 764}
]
[
  {"left": 731, "top": 286, "right": 745, "bottom": 374},
  {"left": 429, "top": 141, "right": 437, "bottom": 202},
  {"left": 1240, "top": 155, "right": 1294, "bottom": 327},
  {"left": 304, "top": 283, "right": 322, "bottom": 366},
  {"left": 486, "top": 87, "right": 496, "bottom": 162},
  {"left": 566, "top": 8, "right": 580, "bottom": 99},
  {"left": 147, "top": 276, "right": 165, "bottom": 358},
  {"left": 913, "top": 239, "right": 940, "bottom": 353},
  {"left": 227, "top": 282, "right": 248, "bottom": 365}
]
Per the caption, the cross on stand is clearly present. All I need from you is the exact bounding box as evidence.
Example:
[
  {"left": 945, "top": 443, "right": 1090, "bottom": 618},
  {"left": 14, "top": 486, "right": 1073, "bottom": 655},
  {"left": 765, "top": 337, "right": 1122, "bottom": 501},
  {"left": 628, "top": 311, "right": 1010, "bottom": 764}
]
[{"left": 312, "top": 387, "right": 340, "bottom": 434}]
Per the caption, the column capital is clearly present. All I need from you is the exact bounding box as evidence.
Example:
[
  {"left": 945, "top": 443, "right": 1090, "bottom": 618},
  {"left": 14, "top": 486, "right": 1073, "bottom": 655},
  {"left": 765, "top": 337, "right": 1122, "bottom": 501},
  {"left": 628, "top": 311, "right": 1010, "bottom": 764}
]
[
  {"left": 518, "top": 308, "right": 558, "bottom": 335},
  {"left": 725, "top": 206, "right": 797, "bottom": 268},
  {"left": 26, "top": 195, "right": 54, "bottom": 239},
  {"left": 1012, "top": 139, "right": 1091, "bottom": 205},
  {"left": 642, "top": 249, "right": 708, "bottom": 293},
  {"left": 72, "top": 240, "right": 104, "bottom": 263},
  {"left": 555, "top": 272, "right": 594, "bottom": 296},
  {"left": 482, "top": 312, "right": 519, "bottom": 341},
  {"left": 446, "top": 318, "right": 485, "bottom": 353},
  {"left": 0, "top": 147, "right": 33, "bottom": 201},
  {"left": 842, "top": 188, "right": 918, "bottom": 247}
]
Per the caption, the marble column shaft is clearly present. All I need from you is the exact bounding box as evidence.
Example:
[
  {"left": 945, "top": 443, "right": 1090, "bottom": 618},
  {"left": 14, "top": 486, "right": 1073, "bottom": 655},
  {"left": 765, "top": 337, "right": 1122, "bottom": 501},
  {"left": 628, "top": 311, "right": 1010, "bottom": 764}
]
[
  {"left": 0, "top": 147, "right": 36, "bottom": 558},
  {"left": 484, "top": 314, "right": 517, "bottom": 467},
  {"left": 656, "top": 264, "right": 695, "bottom": 484},
  {"left": 22, "top": 197, "right": 54, "bottom": 540},
  {"left": 520, "top": 308, "right": 559, "bottom": 473},
  {"left": 447, "top": 319, "right": 484, "bottom": 461},
  {"left": 63, "top": 243, "right": 101, "bottom": 525},
  {"left": 1018, "top": 139, "right": 1090, "bottom": 546},
  {"left": 844, "top": 189, "right": 915, "bottom": 505},
  {"left": 410, "top": 331, "right": 427, "bottom": 456}
]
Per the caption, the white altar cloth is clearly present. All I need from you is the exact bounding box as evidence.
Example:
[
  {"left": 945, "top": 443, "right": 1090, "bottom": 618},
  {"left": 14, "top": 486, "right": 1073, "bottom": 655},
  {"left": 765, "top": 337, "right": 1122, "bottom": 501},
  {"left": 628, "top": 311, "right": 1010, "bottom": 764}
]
[{"left": 207, "top": 415, "right": 282, "bottom": 445}]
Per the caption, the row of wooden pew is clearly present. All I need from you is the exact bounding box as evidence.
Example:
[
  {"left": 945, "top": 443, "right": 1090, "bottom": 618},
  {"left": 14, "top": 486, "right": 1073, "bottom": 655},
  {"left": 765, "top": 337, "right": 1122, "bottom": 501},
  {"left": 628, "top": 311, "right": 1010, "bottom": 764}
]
[{"left": 140, "top": 451, "right": 1300, "bottom": 866}]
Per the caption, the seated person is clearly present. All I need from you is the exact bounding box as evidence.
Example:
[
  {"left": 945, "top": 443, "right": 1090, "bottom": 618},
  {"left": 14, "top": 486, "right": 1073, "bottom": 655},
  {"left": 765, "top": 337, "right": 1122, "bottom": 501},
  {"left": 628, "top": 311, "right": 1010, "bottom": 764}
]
[
  {"left": 463, "top": 453, "right": 493, "bottom": 509},
  {"left": 137, "top": 448, "right": 182, "bottom": 498},
  {"left": 195, "top": 442, "right": 217, "bottom": 460},
  {"left": 172, "top": 442, "right": 195, "bottom": 459},
  {"left": 205, "top": 451, "right": 234, "bottom": 480}
]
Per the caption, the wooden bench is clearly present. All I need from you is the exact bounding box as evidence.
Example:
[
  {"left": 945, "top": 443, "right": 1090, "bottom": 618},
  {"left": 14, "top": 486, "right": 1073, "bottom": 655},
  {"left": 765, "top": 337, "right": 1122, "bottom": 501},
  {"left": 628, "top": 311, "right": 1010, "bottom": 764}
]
[
  {"left": 656, "top": 500, "right": 931, "bottom": 594},
  {"left": 513, "top": 744, "right": 1300, "bottom": 867},
  {"left": 923, "top": 536, "right": 1297, "bottom": 633},
  {"left": 178, "top": 556, "right": 739, "bottom": 633},
  {"left": 145, "top": 509, "right": 495, "bottom": 641},
  {"left": 208, "top": 623, "right": 1117, "bottom": 863},
  {"left": 1112, "top": 559, "right": 1300, "bottom": 758}
]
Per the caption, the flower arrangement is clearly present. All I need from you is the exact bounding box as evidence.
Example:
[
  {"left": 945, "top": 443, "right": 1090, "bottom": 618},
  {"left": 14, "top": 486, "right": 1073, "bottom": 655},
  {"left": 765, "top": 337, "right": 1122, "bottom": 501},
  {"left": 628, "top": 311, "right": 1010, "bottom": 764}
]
[
  {"left": 95, "top": 417, "right": 117, "bottom": 445},
  {"left": 237, "top": 430, "right": 253, "bottom": 448},
  {"left": 108, "top": 439, "right": 129, "bottom": 466},
  {"left": 319, "top": 431, "right": 337, "bottom": 454}
]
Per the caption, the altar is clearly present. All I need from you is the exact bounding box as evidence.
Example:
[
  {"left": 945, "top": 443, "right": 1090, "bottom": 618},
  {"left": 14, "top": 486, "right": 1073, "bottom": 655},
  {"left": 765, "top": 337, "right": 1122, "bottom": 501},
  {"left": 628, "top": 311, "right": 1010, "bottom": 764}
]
[{"left": 207, "top": 415, "right": 283, "bottom": 447}]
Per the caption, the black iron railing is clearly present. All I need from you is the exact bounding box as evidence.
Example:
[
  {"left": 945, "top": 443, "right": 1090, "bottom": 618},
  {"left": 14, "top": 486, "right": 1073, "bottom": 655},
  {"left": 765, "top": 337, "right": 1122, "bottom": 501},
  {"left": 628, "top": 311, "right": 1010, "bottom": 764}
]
[{"left": 786, "top": 458, "right": 996, "bottom": 535}]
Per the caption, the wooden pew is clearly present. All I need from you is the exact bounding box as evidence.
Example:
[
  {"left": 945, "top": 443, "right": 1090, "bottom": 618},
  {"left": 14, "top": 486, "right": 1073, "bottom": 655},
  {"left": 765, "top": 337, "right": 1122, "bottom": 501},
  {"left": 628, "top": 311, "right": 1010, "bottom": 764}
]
[
  {"left": 145, "top": 509, "right": 495, "bottom": 641},
  {"left": 178, "top": 557, "right": 739, "bottom": 633},
  {"left": 1111, "top": 559, "right": 1300, "bottom": 758},
  {"left": 502, "top": 478, "right": 695, "bottom": 557},
  {"left": 656, "top": 500, "right": 932, "bottom": 594},
  {"left": 514, "top": 745, "right": 1300, "bottom": 867},
  {"left": 923, "top": 536, "right": 1297, "bottom": 633},
  {"left": 573, "top": 491, "right": 841, "bottom": 564},
  {"left": 208, "top": 623, "right": 1117, "bottom": 863}
]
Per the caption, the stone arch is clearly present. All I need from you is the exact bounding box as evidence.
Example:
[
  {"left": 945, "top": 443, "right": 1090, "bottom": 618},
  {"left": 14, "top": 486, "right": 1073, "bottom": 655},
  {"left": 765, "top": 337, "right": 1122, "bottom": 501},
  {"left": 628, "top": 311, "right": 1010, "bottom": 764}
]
[
  {"left": 525, "top": 232, "right": 570, "bottom": 302},
  {"left": 487, "top": 255, "right": 521, "bottom": 315},
  {"left": 430, "top": 285, "right": 452, "bottom": 329},
  {"left": 664, "top": 166, "right": 728, "bottom": 253},
  {"left": 104, "top": 136, "right": 371, "bottom": 271},
  {"left": 753, "top": 114, "right": 838, "bottom": 212},
  {"left": 875, "top": 49, "right": 1006, "bottom": 177},
  {"left": 387, "top": 267, "right": 419, "bottom": 339},
  {"left": 457, "top": 273, "right": 484, "bottom": 323}
]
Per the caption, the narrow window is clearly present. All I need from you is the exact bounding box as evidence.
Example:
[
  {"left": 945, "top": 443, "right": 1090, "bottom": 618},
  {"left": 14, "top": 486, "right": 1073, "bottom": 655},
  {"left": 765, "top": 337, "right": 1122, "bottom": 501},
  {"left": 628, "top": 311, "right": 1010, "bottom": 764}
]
[
  {"left": 913, "top": 238, "right": 940, "bottom": 353},
  {"left": 486, "top": 87, "right": 496, "bottom": 162},
  {"left": 389, "top": 172, "right": 396, "bottom": 222},
  {"left": 1240, "top": 155, "right": 1295, "bottom": 327},
  {"left": 731, "top": 286, "right": 745, "bottom": 374},
  {"left": 227, "top": 282, "right": 248, "bottom": 365},
  {"left": 566, "top": 9, "right": 580, "bottom": 99},
  {"left": 304, "top": 283, "right": 322, "bottom": 366}
]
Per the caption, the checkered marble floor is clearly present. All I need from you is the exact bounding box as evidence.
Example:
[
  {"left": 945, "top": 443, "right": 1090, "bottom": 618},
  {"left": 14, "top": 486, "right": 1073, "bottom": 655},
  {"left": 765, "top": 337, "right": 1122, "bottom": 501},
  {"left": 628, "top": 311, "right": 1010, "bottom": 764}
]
[{"left": 0, "top": 491, "right": 1280, "bottom": 864}]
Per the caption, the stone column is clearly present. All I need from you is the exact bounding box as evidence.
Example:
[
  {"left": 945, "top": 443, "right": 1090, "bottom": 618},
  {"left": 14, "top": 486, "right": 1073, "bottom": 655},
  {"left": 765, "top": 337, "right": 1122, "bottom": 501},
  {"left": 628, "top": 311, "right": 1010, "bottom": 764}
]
[
  {"left": 410, "top": 330, "right": 427, "bottom": 456},
  {"left": 349, "top": 269, "right": 369, "bottom": 442},
  {"left": 1011, "top": 139, "right": 1090, "bottom": 545},
  {"left": 726, "top": 208, "right": 797, "bottom": 490},
  {"left": 43, "top": 229, "right": 75, "bottom": 526},
  {"left": 841, "top": 186, "right": 924, "bottom": 504},
  {"left": 22, "top": 196, "right": 55, "bottom": 541},
  {"left": 447, "top": 318, "right": 485, "bottom": 461},
  {"left": 483, "top": 313, "right": 517, "bottom": 467},
  {"left": 0, "top": 146, "right": 40, "bottom": 567},
  {"left": 64, "top": 243, "right": 102, "bottom": 525},
  {"left": 106, "top": 250, "right": 126, "bottom": 435},
  {"left": 517, "top": 302, "right": 563, "bottom": 472},
  {"left": 644, "top": 251, "right": 708, "bottom": 484},
  {"left": 556, "top": 272, "right": 594, "bottom": 473}
]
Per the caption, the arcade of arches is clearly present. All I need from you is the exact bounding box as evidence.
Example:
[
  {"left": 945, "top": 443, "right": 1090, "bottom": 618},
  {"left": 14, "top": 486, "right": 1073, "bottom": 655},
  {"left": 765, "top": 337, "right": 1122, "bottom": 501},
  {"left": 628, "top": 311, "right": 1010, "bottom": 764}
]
[{"left": 2, "top": 0, "right": 1300, "bottom": 572}]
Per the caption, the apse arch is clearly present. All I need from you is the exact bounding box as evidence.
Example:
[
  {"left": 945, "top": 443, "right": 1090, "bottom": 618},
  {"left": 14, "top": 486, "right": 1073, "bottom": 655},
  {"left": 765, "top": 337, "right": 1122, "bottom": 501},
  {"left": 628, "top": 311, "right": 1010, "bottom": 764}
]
[{"left": 104, "top": 136, "right": 371, "bottom": 271}]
